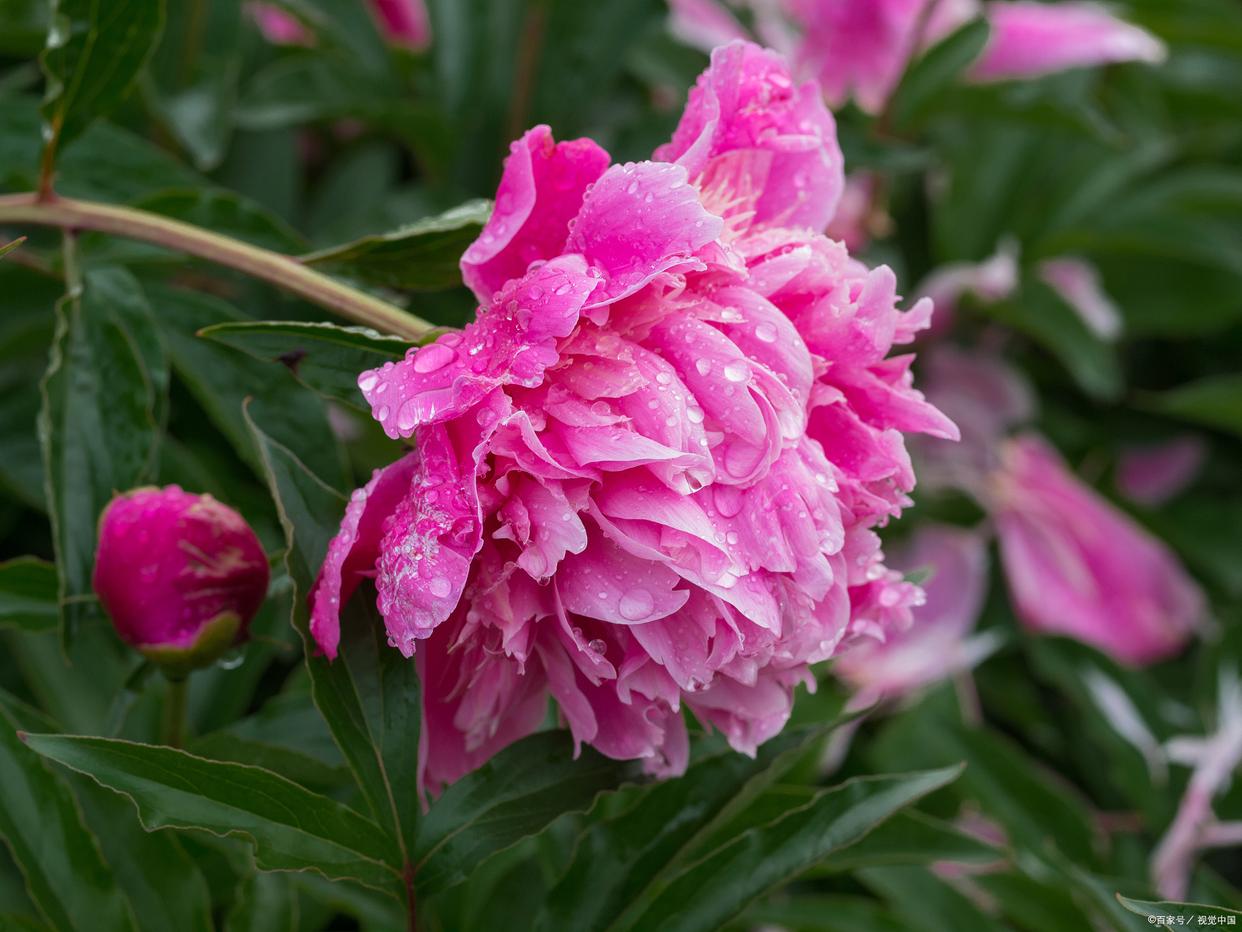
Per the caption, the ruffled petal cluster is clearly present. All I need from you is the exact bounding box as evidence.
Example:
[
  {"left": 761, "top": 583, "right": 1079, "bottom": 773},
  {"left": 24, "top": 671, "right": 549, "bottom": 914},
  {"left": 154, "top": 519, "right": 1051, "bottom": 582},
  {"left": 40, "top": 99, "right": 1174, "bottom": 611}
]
[{"left": 311, "top": 41, "right": 955, "bottom": 793}]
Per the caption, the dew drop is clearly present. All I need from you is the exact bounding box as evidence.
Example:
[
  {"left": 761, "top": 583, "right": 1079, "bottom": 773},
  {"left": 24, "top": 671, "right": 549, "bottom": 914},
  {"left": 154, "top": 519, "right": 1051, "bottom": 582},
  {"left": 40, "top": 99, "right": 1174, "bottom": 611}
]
[
  {"left": 686, "top": 405, "right": 705, "bottom": 424},
  {"left": 429, "top": 577, "right": 452, "bottom": 598},
  {"left": 587, "top": 638, "right": 607, "bottom": 655},
  {"left": 413, "top": 342, "right": 455, "bottom": 374},
  {"left": 755, "top": 322, "right": 778, "bottom": 343},
  {"left": 723, "top": 360, "right": 749, "bottom": 383},
  {"left": 358, "top": 372, "right": 378, "bottom": 392},
  {"left": 618, "top": 588, "right": 655, "bottom": 621},
  {"left": 694, "top": 359, "right": 712, "bottom": 376}
]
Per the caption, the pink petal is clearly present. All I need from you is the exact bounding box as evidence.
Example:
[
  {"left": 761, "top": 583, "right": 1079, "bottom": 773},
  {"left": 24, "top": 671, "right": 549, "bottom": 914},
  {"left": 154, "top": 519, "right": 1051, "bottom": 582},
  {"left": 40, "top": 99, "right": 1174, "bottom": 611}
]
[
  {"left": 656, "top": 40, "right": 844, "bottom": 232},
  {"left": 566, "top": 160, "right": 724, "bottom": 307},
  {"left": 994, "top": 435, "right": 1203, "bottom": 666},
  {"left": 461, "top": 125, "right": 611, "bottom": 302},
  {"left": 369, "top": 0, "right": 431, "bottom": 50},
  {"left": 310, "top": 453, "right": 420, "bottom": 660},
  {"left": 973, "top": 1, "right": 1166, "bottom": 82},
  {"left": 1116, "top": 436, "right": 1207, "bottom": 508},
  {"left": 667, "top": 0, "right": 750, "bottom": 52},
  {"left": 375, "top": 393, "right": 509, "bottom": 655},
  {"left": 360, "top": 255, "right": 594, "bottom": 439},
  {"left": 1038, "top": 256, "right": 1123, "bottom": 341},
  {"left": 556, "top": 526, "right": 690, "bottom": 625}
]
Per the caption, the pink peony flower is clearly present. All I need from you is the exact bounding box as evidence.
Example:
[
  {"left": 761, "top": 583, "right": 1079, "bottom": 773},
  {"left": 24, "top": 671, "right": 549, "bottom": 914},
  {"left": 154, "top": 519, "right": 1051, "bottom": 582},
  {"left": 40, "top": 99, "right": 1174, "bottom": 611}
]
[
  {"left": 668, "top": 0, "right": 1165, "bottom": 113},
  {"left": 93, "top": 486, "right": 270, "bottom": 677},
  {"left": 251, "top": 0, "right": 430, "bottom": 50},
  {"left": 991, "top": 435, "right": 1203, "bottom": 666},
  {"left": 311, "top": 41, "right": 955, "bottom": 793},
  {"left": 1117, "top": 435, "right": 1206, "bottom": 507},
  {"left": 835, "top": 524, "right": 997, "bottom": 704}
]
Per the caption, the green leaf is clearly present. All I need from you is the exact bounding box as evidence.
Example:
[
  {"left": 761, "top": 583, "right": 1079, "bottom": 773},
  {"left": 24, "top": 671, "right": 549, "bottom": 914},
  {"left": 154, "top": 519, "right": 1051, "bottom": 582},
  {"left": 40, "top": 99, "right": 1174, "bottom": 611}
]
[
  {"left": 302, "top": 200, "right": 491, "bottom": 291},
  {"left": 243, "top": 407, "right": 423, "bottom": 873},
  {"left": 984, "top": 279, "right": 1122, "bottom": 401},
  {"left": 538, "top": 724, "right": 842, "bottom": 932},
  {"left": 859, "top": 865, "right": 1007, "bottom": 932},
  {"left": 21, "top": 734, "right": 403, "bottom": 894},
  {"left": 414, "top": 730, "right": 643, "bottom": 897},
  {"left": 40, "top": 0, "right": 166, "bottom": 162},
  {"left": 743, "top": 895, "right": 908, "bottom": 932},
  {"left": 888, "top": 17, "right": 991, "bottom": 130},
  {"left": 145, "top": 0, "right": 241, "bottom": 171},
  {"left": 0, "top": 709, "right": 138, "bottom": 932},
  {"left": 1117, "top": 895, "right": 1242, "bottom": 921},
  {"left": 147, "top": 282, "right": 348, "bottom": 492},
  {"left": 808, "top": 809, "right": 1002, "bottom": 874},
  {"left": 225, "top": 871, "right": 299, "bottom": 932},
  {"left": 39, "top": 267, "right": 166, "bottom": 636},
  {"left": 0, "top": 238, "right": 26, "bottom": 261},
  {"left": 72, "top": 775, "right": 214, "bottom": 932},
  {"left": 1145, "top": 373, "right": 1242, "bottom": 438},
  {"left": 200, "top": 320, "right": 410, "bottom": 409},
  {"left": 615, "top": 766, "right": 963, "bottom": 932},
  {"left": 0, "top": 558, "right": 58, "bottom": 633}
]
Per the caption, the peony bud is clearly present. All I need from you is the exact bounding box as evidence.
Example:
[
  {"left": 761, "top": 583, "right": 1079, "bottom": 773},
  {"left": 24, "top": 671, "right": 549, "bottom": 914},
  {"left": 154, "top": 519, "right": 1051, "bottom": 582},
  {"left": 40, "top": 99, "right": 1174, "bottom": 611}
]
[{"left": 93, "top": 486, "right": 269, "bottom": 677}]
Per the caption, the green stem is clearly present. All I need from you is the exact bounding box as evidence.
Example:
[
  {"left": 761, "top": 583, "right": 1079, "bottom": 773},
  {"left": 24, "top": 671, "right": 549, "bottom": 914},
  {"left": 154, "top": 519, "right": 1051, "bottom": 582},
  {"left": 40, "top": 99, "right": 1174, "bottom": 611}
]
[
  {"left": 0, "top": 192, "right": 430, "bottom": 338},
  {"left": 161, "top": 676, "right": 188, "bottom": 749}
]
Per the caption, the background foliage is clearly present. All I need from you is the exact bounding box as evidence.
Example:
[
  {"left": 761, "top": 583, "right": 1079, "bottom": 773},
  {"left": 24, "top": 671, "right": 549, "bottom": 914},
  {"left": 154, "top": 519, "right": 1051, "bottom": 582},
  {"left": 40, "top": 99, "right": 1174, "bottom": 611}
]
[{"left": 1, "top": 0, "right": 1241, "bottom": 929}]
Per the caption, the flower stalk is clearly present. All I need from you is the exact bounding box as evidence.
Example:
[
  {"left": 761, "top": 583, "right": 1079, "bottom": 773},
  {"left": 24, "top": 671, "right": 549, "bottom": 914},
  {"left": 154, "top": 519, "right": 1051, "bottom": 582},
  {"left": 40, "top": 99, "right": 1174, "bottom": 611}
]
[
  {"left": 161, "top": 676, "right": 188, "bottom": 749},
  {"left": 0, "top": 191, "right": 431, "bottom": 339}
]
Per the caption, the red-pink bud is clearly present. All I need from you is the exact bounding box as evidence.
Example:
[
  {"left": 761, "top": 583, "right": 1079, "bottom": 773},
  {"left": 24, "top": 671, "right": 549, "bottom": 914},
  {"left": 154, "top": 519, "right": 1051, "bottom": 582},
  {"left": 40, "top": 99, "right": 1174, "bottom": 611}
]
[{"left": 93, "top": 486, "right": 269, "bottom": 677}]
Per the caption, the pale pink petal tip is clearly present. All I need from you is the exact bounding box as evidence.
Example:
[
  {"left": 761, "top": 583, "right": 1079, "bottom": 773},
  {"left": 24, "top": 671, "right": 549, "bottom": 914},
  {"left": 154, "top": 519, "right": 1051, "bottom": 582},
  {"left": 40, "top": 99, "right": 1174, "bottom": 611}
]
[
  {"left": 314, "top": 40, "right": 955, "bottom": 790},
  {"left": 974, "top": 1, "right": 1167, "bottom": 82},
  {"left": 1117, "top": 436, "right": 1206, "bottom": 507},
  {"left": 1038, "top": 256, "right": 1123, "bottom": 341}
]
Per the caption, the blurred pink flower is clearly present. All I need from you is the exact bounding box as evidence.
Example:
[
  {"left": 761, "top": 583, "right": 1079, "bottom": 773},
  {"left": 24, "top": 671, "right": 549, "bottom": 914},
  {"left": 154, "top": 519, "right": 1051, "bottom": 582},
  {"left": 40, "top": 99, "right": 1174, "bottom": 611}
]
[
  {"left": 251, "top": 0, "right": 430, "bottom": 50},
  {"left": 668, "top": 0, "right": 1165, "bottom": 112},
  {"left": 835, "top": 524, "right": 997, "bottom": 704},
  {"left": 250, "top": 4, "right": 311, "bottom": 45},
  {"left": 991, "top": 435, "right": 1203, "bottom": 666},
  {"left": 311, "top": 41, "right": 955, "bottom": 793},
  {"left": 971, "top": 1, "right": 1166, "bottom": 82},
  {"left": 916, "top": 239, "right": 1019, "bottom": 334},
  {"left": 1117, "top": 436, "right": 1206, "bottom": 507},
  {"left": 93, "top": 486, "right": 269, "bottom": 676},
  {"left": 1038, "top": 256, "right": 1123, "bottom": 341},
  {"left": 912, "top": 344, "right": 1034, "bottom": 493}
]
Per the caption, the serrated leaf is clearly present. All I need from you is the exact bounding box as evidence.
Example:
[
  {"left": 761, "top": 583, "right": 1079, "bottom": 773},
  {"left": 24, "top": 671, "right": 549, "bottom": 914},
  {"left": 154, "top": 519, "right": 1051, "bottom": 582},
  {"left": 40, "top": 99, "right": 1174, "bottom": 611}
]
[
  {"left": 39, "top": 267, "right": 165, "bottom": 637},
  {"left": 200, "top": 320, "right": 410, "bottom": 409},
  {"left": 302, "top": 200, "right": 491, "bottom": 291},
  {"left": 0, "top": 558, "right": 58, "bottom": 633},
  {"left": 21, "top": 734, "right": 403, "bottom": 894},
  {"left": 615, "top": 766, "right": 963, "bottom": 932},
  {"left": 40, "top": 0, "right": 166, "bottom": 164},
  {"left": 414, "top": 730, "right": 643, "bottom": 897},
  {"left": 0, "top": 709, "right": 138, "bottom": 932}
]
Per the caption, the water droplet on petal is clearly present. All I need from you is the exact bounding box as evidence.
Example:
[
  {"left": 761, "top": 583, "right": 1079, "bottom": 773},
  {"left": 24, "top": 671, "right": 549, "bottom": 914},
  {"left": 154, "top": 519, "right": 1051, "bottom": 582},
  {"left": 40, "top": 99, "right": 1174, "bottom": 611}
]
[
  {"left": 413, "top": 343, "right": 455, "bottom": 374},
  {"left": 429, "top": 577, "right": 452, "bottom": 598},
  {"left": 694, "top": 359, "right": 712, "bottom": 376},
  {"left": 618, "top": 588, "right": 654, "bottom": 621},
  {"left": 358, "top": 372, "right": 378, "bottom": 392},
  {"left": 723, "top": 360, "right": 749, "bottom": 383},
  {"left": 686, "top": 406, "right": 705, "bottom": 424},
  {"left": 755, "top": 322, "right": 778, "bottom": 343},
  {"left": 587, "top": 638, "right": 607, "bottom": 655}
]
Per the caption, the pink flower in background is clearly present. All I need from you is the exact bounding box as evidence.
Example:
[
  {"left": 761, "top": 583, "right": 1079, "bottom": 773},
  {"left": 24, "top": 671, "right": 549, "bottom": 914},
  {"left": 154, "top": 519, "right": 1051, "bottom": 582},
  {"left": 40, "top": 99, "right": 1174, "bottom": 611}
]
[
  {"left": 250, "top": 4, "right": 311, "bottom": 45},
  {"left": 93, "top": 486, "right": 270, "bottom": 676},
  {"left": 835, "top": 524, "right": 998, "bottom": 704},
  {"left": 1117, "top": 436, "right": 1207, "bottom": 507},
  {"left": 311, "top": 41, "right": 955, "bottom": 792},
  {"left": 971, "top": 1, "right": 1166, "bottom": 82},
  {"left": 825, "top": 173, "right": 882, "bottom": 253},
  {"left": 1038, "top": 256, "right": 1123, "bottom": 341},
  {"left": 668, "top": 0, "right": 1165, "bottom": 113},
  {"left": 991, "top": 435, "right": 1203, "bottom": 666},
  {"left": 251, "top": 0, "right": 430, "bottom": 50},
  {"left": 916, "top": 239, "right": 1019, "bottom": 334}
]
